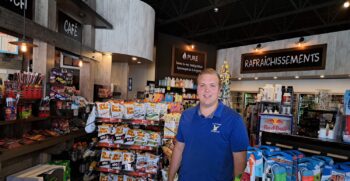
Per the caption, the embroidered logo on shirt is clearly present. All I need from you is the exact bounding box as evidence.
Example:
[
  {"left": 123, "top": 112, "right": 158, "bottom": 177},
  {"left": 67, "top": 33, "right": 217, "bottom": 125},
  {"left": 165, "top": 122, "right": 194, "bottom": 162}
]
[{"left": 211, "top": 123, "right": 221, "bottom": 133}]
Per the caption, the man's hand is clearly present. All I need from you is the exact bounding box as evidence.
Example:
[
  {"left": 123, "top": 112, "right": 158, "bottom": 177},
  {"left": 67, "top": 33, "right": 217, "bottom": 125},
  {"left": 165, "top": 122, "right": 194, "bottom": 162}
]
[
  {"left": 233, "top": 151, "right": 247, "bottom": 177},
  {"left": 168, "top": 140, "right": 185, "bottom": 181}
]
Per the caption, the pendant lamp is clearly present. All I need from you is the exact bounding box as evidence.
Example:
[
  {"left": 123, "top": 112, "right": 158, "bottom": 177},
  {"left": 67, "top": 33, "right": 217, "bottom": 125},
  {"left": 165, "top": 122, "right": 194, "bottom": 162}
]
[{"left": 9, "top": 0, "right": 37, "bottom": 52}]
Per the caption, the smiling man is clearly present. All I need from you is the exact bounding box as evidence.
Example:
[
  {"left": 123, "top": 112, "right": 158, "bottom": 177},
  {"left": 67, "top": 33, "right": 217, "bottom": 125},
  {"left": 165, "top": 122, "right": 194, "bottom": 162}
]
[{"left": 168, "top": 68, "right": 249, "bottom": 181}]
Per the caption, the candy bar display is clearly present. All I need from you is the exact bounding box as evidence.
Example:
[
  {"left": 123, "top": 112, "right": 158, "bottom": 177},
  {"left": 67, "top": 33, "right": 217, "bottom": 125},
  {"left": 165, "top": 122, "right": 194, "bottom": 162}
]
[
  {"left": 49, "top": 68, "right": 73, "bottom": 85},
  {"left": 4, "top": 71, "right": 44, "bottom": 99}
]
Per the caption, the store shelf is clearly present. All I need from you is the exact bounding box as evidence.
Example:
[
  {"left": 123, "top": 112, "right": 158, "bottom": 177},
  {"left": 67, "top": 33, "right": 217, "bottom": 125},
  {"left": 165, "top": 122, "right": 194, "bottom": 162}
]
[
  {"left": 0, "top": 130, "right": 86, "bottom": 161},
  {"left": 261, "top": 132, "right": 350, "bottom": 161},
  {"left": 157, "top": 86, "right": 196, "bottom": 92},
  {"left": 304, "top": 109, "right": 337, "bottom": 114},
  {"left": 182, "top": 98, "right": 198, "bottom": 101},
  {"left": 0, "top": 117, "right": 50, "bottom": 126},
  {"left": 96, "top": 118, "right": 161, "bottom": 126},
  {"left": 96, "top": 167, "right": 157, "bottom": 178},
  {"left": 97, "top": 142, "right": 157, "bottom": 151}
]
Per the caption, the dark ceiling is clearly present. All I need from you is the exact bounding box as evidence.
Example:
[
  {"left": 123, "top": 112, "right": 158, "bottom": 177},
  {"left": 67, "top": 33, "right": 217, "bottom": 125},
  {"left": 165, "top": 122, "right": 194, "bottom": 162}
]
[{"left": 141, "top": 0, "right": 350, "bottom": 49}]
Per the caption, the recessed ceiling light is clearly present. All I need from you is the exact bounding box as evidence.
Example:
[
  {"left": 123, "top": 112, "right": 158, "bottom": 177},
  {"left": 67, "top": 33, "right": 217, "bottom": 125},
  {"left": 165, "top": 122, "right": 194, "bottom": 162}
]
[
  {"left": 344, "top": 1, "right": 350, "bottom": 8},
  {"left": 132, "top": 57, "right": 137, "bottom": 61},
  {"left": 273, "top": 76, "right": 278, "bottom": 79},
  {"left": 137, "top": 61, "right": 141, "bottom": 64},
  {"left": 238, "top": 77, "right": 242, "bottom": 80},
  {"left": 214, "top": 7, "right": 219, "bottom": 12},
  {"left": 320, "top": 75, "right": 325, "bottom": 78},
  {"left": 295, "top": 75, "right": 299, "bottom": 79},
  {"left": 254, "top": 77, "right": 258, "bottom": 80}
]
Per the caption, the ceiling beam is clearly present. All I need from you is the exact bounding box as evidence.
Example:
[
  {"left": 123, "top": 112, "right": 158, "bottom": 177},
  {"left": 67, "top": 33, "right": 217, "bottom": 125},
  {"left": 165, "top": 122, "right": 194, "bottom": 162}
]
[
  {"left": 216, "top": 20, "right": 350, "bottom": 47},
  {"left": 159, "top": 0, "right": 241, "bottom": 26},
  {"left": 188, "top": 0, "right": 343, "bottom": 38}
]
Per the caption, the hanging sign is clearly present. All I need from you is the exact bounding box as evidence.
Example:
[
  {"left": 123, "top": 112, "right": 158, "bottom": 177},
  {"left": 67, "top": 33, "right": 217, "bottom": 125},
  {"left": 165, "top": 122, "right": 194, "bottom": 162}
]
[
  {"left": 171, "top": 47, "right": 207, "bottom": 78},
  {"left": 0, "top": 0, "right": 33, "bottom": 19},
  {"left": 241, "top": 44, "right": 327, "bottom": 73},
  {"left": 58, "top": 11, "right": 82, "bottom": 42},
  {"left": 259, "top": 114, "right": 292, "bottom": 134}
]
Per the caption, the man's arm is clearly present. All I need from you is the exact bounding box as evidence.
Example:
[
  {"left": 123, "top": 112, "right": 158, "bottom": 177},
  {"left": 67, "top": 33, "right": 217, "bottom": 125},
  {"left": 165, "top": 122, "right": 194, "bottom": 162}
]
[
  {"left": 168, "top": 141, "right": 185, "bottom": 181},
  {"left": 233, "top": 151, "right": 247, "bottom": 177}
]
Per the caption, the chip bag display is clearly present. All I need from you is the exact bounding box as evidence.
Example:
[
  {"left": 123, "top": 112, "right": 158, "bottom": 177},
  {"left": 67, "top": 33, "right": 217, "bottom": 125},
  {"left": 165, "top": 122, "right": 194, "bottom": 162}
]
[
  {"left": 96, "top": 102, "right": 111, "bottom": 118},
  {"left": 111, "top": 102, "right": 124, "bottom": 119},
  {"left": 124, "top": 103, "right": 135, "bottom": 119},
  {"left": 134, "top": 103, "right": 146, "bottom": 120},
  {"left": 100, "top": 148, "right": 111, "bottom": 169}
]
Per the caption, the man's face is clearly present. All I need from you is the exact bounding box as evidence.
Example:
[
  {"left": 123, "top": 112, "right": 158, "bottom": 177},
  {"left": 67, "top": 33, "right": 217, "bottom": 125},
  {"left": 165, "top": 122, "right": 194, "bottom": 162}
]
[{"left": 197, "top": 73, "right": 220, "bottom": 107}]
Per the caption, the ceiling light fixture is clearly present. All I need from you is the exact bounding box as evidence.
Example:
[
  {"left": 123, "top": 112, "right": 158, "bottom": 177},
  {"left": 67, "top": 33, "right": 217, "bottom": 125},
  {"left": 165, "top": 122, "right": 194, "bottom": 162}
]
[
  {"left": 254, "top": 43, "right": 262, "bottom": 52},
  {"left": 344, "top": 1, "right": 350, "bottom": 8},
  {"left": 132, "top": 57, "right": 137, "bottom": 61},
  {"left": 295, "top": 75, "right": 299, "bottom": 79},
  {"left": 79, "top": 60, "right": 83, "bottom": 67},
  {"left": 9, "top": 1, "right": 37, "bottom": 52},
  {"left": 190, "top": 44, "right": 195, "bottom": 50},
  {"left": 254, "top": 77, "right": 258, "bottom": 80},
  {"left": 238, "top": 77, "right": 242, "bottom": 80},
  {"left": 320, "top": 75, "right": 325, "bottom": 78},
  {"left": 137, "top": 61, "right": 141, "bottom": 64},
  {"left": 297, "top": 37, "right": 305, "bottom": 47},
  {"left": 273, "top": 76, "right": 278, "bottom": 79},
  {"left": 214, "top": 7, "right": 219, "bottom": 12}
]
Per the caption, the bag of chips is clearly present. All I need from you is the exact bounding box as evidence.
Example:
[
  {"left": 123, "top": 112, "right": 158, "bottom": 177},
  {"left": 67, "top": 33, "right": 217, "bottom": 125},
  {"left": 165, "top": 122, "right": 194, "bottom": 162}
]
[
  {"left": 124, "top": 128, "right": 136, "bottom": 145},
  {"left": 114, "top": 125, "right": 128, "bottom": 144},
  {"left": 111, "top": 102, "right": 124, "bottom": 119},
  {"left": 136, "top": 153, "right": 147, "bottom": 171},
  {"left": 145, "top": 153, "right": 160, "bottom": 174},
  {"left": 98, "top": 124, "right": 113, "bottom": 144},
  {"left": 134, "top": 129, "right": 147, "bottom": 146},
  {"left": 134, "top": 103, "right": 146, "bottom": 120},
  {"left": 96, "top": 102, "right": 111, "bottom": 118},
  {"left": 122, "top": 151, "right": 135, "bottom": 171},
  {"left": 110, "top": 150, "right": 123, "bottom": 170},
  {"left": 146, "top": 103, "right": 161, "bottom": 121},
  {"left": 100, "top": 148, "right": 111, "bottom": 169},
  {"left": 99, "top": 173, "right": 109, "bottom": 181},
  {"left": 147, "top": 131, "right": 161, "bottom": 147},
  {"left": 123, "top": 103, "right": 135, "bottom": 119}
]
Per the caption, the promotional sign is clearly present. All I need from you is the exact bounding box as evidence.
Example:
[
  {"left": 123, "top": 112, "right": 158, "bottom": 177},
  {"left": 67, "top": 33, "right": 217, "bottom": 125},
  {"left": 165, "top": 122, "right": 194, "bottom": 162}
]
[
  {"left": 171, "top": 47, "right": 206, "bottom": 78},
  {"left": 58, "top": 11, "right": 82, "bottom": 42},
  {"left": 0, "top": 0, "right": 33, "bottom": 19},
  {"left": 241, "top": 44, "right": 327, "bottom": 73},
  {"left": 259, "top": 114, "right": 293, "bottom": 134}
]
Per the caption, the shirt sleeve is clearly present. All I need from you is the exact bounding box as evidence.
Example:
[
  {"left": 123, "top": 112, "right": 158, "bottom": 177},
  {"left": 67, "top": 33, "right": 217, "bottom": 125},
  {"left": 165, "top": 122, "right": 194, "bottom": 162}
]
[
  {"left": 230, "top": 115, "right": 249, "bottom": 152},
  {"left": 175, "top": 114, "right": 185, "bottom": 143}
]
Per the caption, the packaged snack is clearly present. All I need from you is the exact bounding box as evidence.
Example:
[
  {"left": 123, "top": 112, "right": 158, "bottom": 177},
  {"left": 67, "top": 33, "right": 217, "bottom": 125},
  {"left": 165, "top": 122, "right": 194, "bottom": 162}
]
[
  {"left": 110, "top": 150, "right": 123, "bottom": 170},
  {"left": 112, "top": 174, "right": 124, "bottom": 181},
  {"left": 124, "top": 175, "right": 136, "bottom": 181},
  {"left": 163, "top": 113, "right": 181, "bottom": 139},
  {"left": 147, "top": 131, "right": 161, "bottom": 147},
  {"left": 124, "top": 129, "right": 136, "bottom": 145},
  {"left": 124, "top": 103, "right": 135, "bottom": 119},
  {"left": 136, "top": 153, "right": 147, "bottom": 171},
  {"left": 111, "top": 102, "right": 124, "bottom": 119},
  {"left": 145, "top": 153, "right": 160, "bottom": 174},
  {"left": 100, "top": 148, "right": 111, "bottom": 169},
  {"left": 134, "top": 129, "right": 147, "bottom": 146},
  {"left": 146, "top": 103, "right": 160, "bottom": 121},
  {"left": 96, "top": 102, "right": 111, "bottom": 118},
  {"left": 134, "top": 103, "right": 146, "bottom": 120},
  {"left": 122, "top": 151, "right": 135, "bottom": 171},
  {"left": 114, "top": 125, "right": 128, "bottom": 144},
  {"left": 98, "top": 124, "right": 113, "bottom": 144},
  {"left": 135, "top": 177, "right": 147, "bottom": 181},
  {"left": 99, "top": 173, "right": 109, "bottom": 181},
  {"left": 159, "top": 103, "right": 168, "bottom": 118}
]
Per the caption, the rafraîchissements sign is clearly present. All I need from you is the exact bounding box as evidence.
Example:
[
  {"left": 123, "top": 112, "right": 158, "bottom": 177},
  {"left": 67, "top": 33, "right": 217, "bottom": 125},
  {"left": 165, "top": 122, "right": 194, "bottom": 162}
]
[
  {"left": 172, "top": 47, "right": 207, "bottom": 78},
  {"left": 241, "top": 44, "right": 327, "bottom": 73}
]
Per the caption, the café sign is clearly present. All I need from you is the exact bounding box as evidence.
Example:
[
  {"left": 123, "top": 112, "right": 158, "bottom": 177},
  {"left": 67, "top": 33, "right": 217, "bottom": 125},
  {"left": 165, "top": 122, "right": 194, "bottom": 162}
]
[
  {"left": 0, "top": 0, "right": 33, "bottom": 19},
  {"left": 171, "top": 47, "right": 206, "bottom": 78},
  {"left": 241, "top": 44, "right": 327, "bottom": 73},
  {"left": 58, "top": 11, "right": 82, "bottom": 42}
]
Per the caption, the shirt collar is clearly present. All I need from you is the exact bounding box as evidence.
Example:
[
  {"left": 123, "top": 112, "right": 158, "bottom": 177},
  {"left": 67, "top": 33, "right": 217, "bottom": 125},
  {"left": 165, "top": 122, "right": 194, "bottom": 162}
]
[{"left": 197, "top": 101, "right": 224, "bottom": 119}]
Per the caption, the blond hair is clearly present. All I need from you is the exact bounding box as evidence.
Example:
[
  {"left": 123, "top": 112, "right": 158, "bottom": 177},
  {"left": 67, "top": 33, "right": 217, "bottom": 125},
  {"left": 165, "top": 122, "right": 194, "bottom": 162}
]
[{"left": 197, "top": 68, "right": 221, "bottom": 87}]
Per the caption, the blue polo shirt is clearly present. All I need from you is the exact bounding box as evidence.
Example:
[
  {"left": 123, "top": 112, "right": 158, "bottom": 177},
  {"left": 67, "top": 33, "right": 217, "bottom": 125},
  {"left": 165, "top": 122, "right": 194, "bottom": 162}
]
[{"left": 176, "top": 101, "right": 249, "bottom": 181}]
